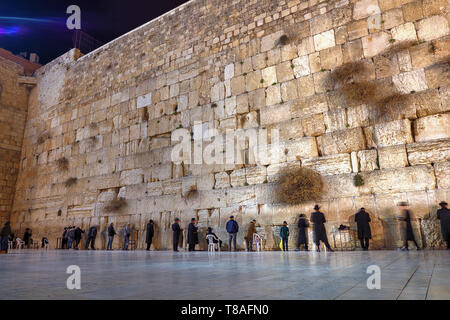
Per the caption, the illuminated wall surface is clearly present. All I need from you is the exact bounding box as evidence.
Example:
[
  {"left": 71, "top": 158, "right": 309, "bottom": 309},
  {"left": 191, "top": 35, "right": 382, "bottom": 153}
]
[{"left": 2, "top": 0, "right": 449, "bottom": 250}]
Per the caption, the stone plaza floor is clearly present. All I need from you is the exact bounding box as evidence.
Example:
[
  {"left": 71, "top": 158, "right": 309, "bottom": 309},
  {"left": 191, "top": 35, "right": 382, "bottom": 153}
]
[{"left": 0, "top": 249, "right": 449, "bottom": 300}]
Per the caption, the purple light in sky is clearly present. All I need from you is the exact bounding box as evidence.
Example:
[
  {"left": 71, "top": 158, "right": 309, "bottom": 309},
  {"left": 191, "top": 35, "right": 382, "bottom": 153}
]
[{"left": 0, "top": 26, "right": 20, "bottom": 35}]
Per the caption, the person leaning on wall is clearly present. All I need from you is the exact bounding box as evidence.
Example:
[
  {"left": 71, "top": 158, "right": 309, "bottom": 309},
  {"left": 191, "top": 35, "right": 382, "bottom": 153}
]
[
  {"left": 397, "top": 202, "right": 421, "bottom": 251},
  {"left": 437, "top": 201, "right": 450, "bottom": 250}
]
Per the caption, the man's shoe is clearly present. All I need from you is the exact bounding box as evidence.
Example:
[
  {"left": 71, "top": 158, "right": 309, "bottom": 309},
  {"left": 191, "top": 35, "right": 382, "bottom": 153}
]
[{"left": 327, "top": 248, "right": 335, "bottom": 252}]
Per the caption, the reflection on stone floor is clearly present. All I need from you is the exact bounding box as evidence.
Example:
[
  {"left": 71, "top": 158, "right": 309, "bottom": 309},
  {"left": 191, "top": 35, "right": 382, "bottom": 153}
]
[{"left": 0, "top": 250, "right": 448, "bottom": 300}]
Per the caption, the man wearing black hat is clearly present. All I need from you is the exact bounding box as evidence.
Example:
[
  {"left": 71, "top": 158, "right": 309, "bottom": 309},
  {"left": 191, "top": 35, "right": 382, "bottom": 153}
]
[
  {"left": 355, "top": 208, "right": 372, "bottom": 250},
  {"left": 437, "top": 201, "right": 450, "bottom": 250},
  {"left": 145, "top": 220, "right": 154, "bottom": 251},
  {"left": 226, "top": 216, "right": 239, "bottom": 251},
  {"left": 397, "top": 202, "right": 420, "bottom": 251},
  {"left": 172, "top": 218, "right": 182, "bottom": 252},
  {"left": 310, "top": 205, "right": 334, "bottom": 252},
  {"left": 187, "top": 218, "right": 198, "bottom": 251}
]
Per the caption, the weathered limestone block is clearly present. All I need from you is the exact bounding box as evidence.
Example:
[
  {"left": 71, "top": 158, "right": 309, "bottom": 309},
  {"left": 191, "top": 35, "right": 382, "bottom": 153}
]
[
  {"left": 320, "top": 127, "right": 366, "bottom": 156},
  {"left": 302, "top": 113, "right": 326, "bottom": 137},
  {"left": 302, "top": 153, "right": 352, "bottom": 175},
  {"left": 408, "top": 89, "right": 443, "bottom": 117},
  {"left": 137, "top": 93, "right": 152, "bottom": 109},
  {"left": 120, "top": 169, "right": 144, "bottom": 185},
  {"left": 417, "top": 15, "right": 449, "bottom": 41},
  {"left": 290, "top": 94, "right": 328, "bottom": 118},
  {"left": 260, "top": 103, "right": 290, "bottom": 126},
  {"left": 313, "top": 30, "right": 335, "bottom": 51},
  {"left": 292, "top": 55, "right": 310, "bottom": 78},
  {"left": 310, "top": 12, "right": 332, "bottom": 35},
  {"left": 196, "top": 174, "right": 215, "bottom": 191},
  {"left": 246, "top": 165, "right": 267, "bottom": 185},
  {"left": 252, "top": 142, "right": 286, "bottom": 166},
  {"left": 147, "top": 181, "right": 163, "bottom": 196},
  {"left": 378, "top": 145, "right": 408, "bottom": 169},
  {"left": 407, "top": 139, "right": 450, "bottom": 165},
  {"left": 276, "top": 61, "right": 294, "bottom": 83},
  {"left": 284, "top": 137, "right": 319, "bottom": 161},
  {"left": 270, "top": 118, "right": 304, "bottom": 141},
  {"left": 353, "top": 0, "right": 380, "bottom": 20},
  {"left": 240, "top": 111, "right": 258, "bottom": 129},
  {"left": 261, "top": 30, "right": 284, "bottom": 52},
  {"left": 246, "top": 70, "right": 262, "bottom": 92},
  {"left": 265, "top": 84, "right": 282, "bottom": 106},
  {"left": 214, "top": 171, "right": 230, "bottom": 189},
  {"left": 162, "top": 179, "right": 181, "bottom": 195},
  {"left": 324, "top": 108, "right": 348, "bottom": 132},
  {"left": 391, "top": 22, "right": 417, "bottom": 42},
  {"left": 347, "top": 20, "right": 368, "bottom": 41},
  {"left": 280, "top": 80, "right": 298, "bottom": 102},
  {"left": 360, "top": 165, "right": 436, "bottom": 195},
  {"left": 392, "top": 69, "right": 428, "bottom": 94},
  {"left": 231, "top": 75, "right": 246, "bottom": 96},
  {"left": 224, "top": 63, "right": 234, "bottom": 80},
  {"left": 374, "top": 119, "right": 413, "bottom": 147},
  {"left": 434, "top": 161, "right": 450, "bottom": 189},
  {"left": 226, "top": 186, "right": 256, "bottom": 206},
  {"left": 319, "top": 46, "right": 343, "bottom": 70},
  {"left": 357, "top": 149, "right": 379, "bottom": 172},
  {"left": 351, "top": 151, "right": 359, "bottom": 172},
  {"left": 199, "top": 189, "right": 226, "bottom": 209},
  {"left": 261, "top": 66, "right": 277, "bottom": 87},
  {"left": 230, "top": 168, "right": 246, "bottom": 187},
  {"left": 414, "top": 113, "right": 450, "bottom": 142},
  {"left": 361, "top": 32, "right": 390, "bottom": 58}
]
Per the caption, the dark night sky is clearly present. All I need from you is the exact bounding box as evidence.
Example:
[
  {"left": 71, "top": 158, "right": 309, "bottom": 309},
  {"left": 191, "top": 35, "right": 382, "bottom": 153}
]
[{"left": 0, "top": 0, "right": 190, "bottom": 64}]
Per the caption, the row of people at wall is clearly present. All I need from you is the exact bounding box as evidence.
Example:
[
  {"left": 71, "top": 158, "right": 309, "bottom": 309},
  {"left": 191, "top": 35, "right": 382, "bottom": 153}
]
[{"left": 171, "top": 201, "right": 450, "bottom": 252}]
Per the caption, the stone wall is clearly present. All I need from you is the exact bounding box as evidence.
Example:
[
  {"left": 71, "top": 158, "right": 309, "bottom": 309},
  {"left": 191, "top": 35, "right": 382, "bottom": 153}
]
[
  {"left": 10, "top": 0, "right": 450, "bottom": 250},
  {"left": 0, "top": 56, "right": 29, "bottom": 225}
]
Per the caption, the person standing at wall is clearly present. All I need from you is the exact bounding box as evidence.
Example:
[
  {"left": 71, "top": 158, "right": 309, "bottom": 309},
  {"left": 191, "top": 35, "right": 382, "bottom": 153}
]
[
  {"left": 67, "top": 226, "right": 75, "bottom": 249},
  {"left": 146, "top": 220, "right": 154, "bottom": 251},
  {"left": 355, "top": 208, "right": 372, "bottom": 251},
  {"left": 61, "top": 227, "right": 68, "bottom": 249},
  {"left": 85, "top": 225, "right": 97, "bottom": 250},
  {"left": 246, "top": 219, "right": 257, "bottom": 251},
  {"left": 280, "top": 221, "right": 290, "bottom": 252},
  {"left": 437, "top": 201, "right": 450, "bottom": 250},
  {"left": 73, "top": 226, "right": 84, "bottom": 250},
  {"left": 187, "top": 218, "right": 198, "bottom": 252},
  {"left": 123, "top": 223, "right": 131, "bottom": 250},
  {"left": 107, "top": 223, "right": 116, "bottom": 250},
  {"left": 172, "top": 218, "right": 182, "bottom": 252},
  {"left": 296, "top": 214, "right": 309, "bottom": 251},
  {"left": 0, "top": 221, "right": 11, "bottom": 254},
  {"left": 226, "top": 216, "right": 239, "bottom": 252},
  {"left": 311, "top": 205, "right": 334, "bottom": 252},
  {"left": 397, "top": 202, "right": 421, "bottom": 251},
  {"left": 23, "top": 228, "right": 32, "bottom": 248}
]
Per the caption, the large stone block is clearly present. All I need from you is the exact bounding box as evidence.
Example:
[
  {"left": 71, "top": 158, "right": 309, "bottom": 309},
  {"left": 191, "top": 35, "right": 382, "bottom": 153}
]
[
  {"left": 361, "top": 32, "right": 390, "bottom": 58},
  {"left": 120, "top": 169, "right": 144, "bottom": 185},
  {"left": 245, "top": 166, "right": 267, "bottom": 185},
  {"left": 313, "top": 30, "right": 335, "bottom": 51},
  {"left": 302, "top": 113, "right": 326, "bottom": 137},
  {"left": 414, "top": 113, "right": 450, "bottom": 142},
  {"left": 214, "top": 172, "right": 230, "bottom": 189},
  {"left": 378, "top": 145, "right": 408, "bottom": 169},
  {"left": 230, "top": 168, "right": 246, "bottom": 187},
  {"left": 284, "top": 137, "right": 319, "bottom": 161},
  {"left": 276, "top": 61, "right": 294, "bottom": 83},
  {"left": 360, "top": 165, "right": 436, "bottom": 195},
  {"left": 374, "top": 119, "right": 413, "bottom": 147},
  {"left": 292, "top": 55, "right": 310, "bottom": 78},
  {"left": 357, "top": 149, "right": 379, "bottom": 172},
  {"left": 302, "top": 153, "right": 352, "bottom": 175},
  {"left": 417, "top": 15, "right": 449, "bottom": 41},
  {"left": 320, "top": 127, "right": 366, "bottom": 156},
  {"left": 407, "top": 139, "right": 450, "bottom": 165},
  {"left": 434, "top": 161, "right": 450, "bottom": 189},
  {"left": 353, "top": 0, "right": 380, "bottom": 20},
  {"left": 260, "top": 103, "right": 290, "bottom": 126},
  {"left": 392, "top": 69, "right": 428, "bottom": 94}
]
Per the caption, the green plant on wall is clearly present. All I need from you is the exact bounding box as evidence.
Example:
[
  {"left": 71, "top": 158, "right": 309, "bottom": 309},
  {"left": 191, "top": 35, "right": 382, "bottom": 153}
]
[{"left": 353, "top": 174, "right": 364, "bottom": 187}]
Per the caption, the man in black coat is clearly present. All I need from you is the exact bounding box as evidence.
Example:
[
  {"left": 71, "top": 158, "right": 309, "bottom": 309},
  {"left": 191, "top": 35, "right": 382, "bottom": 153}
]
[
  {"left": 296, "top": 214, "right": 309, "bottom": 251},
  {"left": 355, "top": 208, "right": 372, "bottom": 250},
  {"left": 437, "top": 201, "right": 450, "bottom": 250},
  {"left": 310, "top": 205, "right": 334, "bottom": 252},
  {"left": 73, "top": 226, "right": 84, "bottom": 250},
  {"left": 187, "top": 218, "right": 198, "bottom": 251},
  {"left": 61, "top": 227, "right": 68, "bottom": 249},
  {"left": 172, "top": 218, "right": 182, "bottom": 252},
  {"left": 398, "top": 202, "right": 420, "bottom": 251},
  {"left": 146, "top": 220, "right": 154, "bottom": 251},
  {"left": 85, "top": 226, "right": 98, "bottom": 250},
  {"left": 23, "top": 228, "right": 32, "bottom": 248},
  {"left": 0, "top": 221, "right": 11, "bottom": 253}
]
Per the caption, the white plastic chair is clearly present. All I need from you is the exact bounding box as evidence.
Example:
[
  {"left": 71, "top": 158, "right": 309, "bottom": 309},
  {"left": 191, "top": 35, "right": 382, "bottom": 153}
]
[
  {"left": 253, "top": 233, "right": 263, "bottom": 252},
  {"left": 8, "top": 240, "right": 14, "bottom": 250},
  {"left": 16, "top": 238, "right": 24, "bottom": 249},
  {"left": 206, "top": 234, "right": 220, "bottom": 252}
]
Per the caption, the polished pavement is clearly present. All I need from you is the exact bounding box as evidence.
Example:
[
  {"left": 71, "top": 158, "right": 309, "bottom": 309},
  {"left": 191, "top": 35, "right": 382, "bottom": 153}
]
[{"left": 0, "top": 249, "right": 448, "bottom": 300}]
